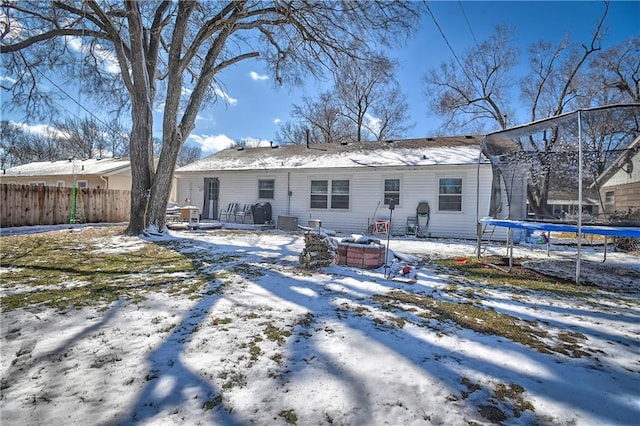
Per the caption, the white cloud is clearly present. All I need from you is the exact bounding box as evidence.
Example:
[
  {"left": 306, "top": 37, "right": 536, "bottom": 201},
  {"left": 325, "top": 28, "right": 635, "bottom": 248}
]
[
  {"left": 188, "top": 133, "right": 236, "bottom": 153},
  {"left": 241, "top": 137, "right": 271, "bottom": 148},
  {"left": 273, "top": 118, "right": 281, "bottom": 125},
  {"left": 0, "top": 10, "right": 22, "bottom": 41},
  {"left": 0, "top": 75, "right": 17, "bottom": 84},
  {"left": 214, "top": 87, "right": 238, "bottom": 105},
  {"left": 250, "top": 71, "right": 269, "bottom": 81},
  {"left": 12, "top": 122, "right": 69, "bottom": 139},
  {"left": 65, "top": 36, "right": 120, "bottom": 74},
  {"left": 364, "top": 113, "right": 382, "bottom": 136}
]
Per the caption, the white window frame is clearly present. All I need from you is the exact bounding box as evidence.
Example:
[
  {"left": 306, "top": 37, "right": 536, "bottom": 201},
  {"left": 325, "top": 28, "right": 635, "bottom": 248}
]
[
  {"left": 75, "top": 180, "right": 88, "bottom": 188},
  {"left": 310, "top": 178, "right": 350, "bottom": 210},
  {"left": 29, "top": 181, "right": 46, "bottom": 186},
  {"left": 383, "top": 178, "right": 401, "bottom": 207},
  {"left": 438, "top": 177, "right": 463, "bottom": 212},
  {"left": 258, "top": 178, "right": 275, "bottom": 199},
  {"left": 56, "top": 180, "right": 65, "bottom": 187}
]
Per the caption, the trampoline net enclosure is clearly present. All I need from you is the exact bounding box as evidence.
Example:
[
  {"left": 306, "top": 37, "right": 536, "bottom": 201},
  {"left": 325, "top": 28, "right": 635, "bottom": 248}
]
[{"left": 479, "top": 104, "right": 640, "bottom": 228}]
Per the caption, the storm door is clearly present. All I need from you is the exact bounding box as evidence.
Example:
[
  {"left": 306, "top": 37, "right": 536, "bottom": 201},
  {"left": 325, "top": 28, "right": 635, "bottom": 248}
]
[{"left": 202, "top": 178, "right": 219, "bottom": 220}]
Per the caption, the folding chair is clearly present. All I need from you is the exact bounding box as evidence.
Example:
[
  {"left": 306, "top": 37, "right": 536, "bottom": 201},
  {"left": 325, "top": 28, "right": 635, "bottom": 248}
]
[
  {"left": 235, "top": 203, "right": 253, "bottom": 224},
  {"left": 219, "top": 202, "right": 238, "bottom": 222}
]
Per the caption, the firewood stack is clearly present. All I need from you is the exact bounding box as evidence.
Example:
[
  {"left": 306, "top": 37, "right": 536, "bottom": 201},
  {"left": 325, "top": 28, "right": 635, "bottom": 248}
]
[{"left": 299, "top": 230, "right": 337, "bottom": 268}]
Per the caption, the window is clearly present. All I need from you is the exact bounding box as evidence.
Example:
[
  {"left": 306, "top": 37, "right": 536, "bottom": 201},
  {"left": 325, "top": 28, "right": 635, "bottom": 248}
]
[
  {"left": 384, "top": 179, "right": 400, "bottom": 206},
  {"left": 56, "top": 181, "right": 65, "bottom": 187},
  {"left": 439, "top": 178, "right": 462, "bottom": 211},
  {"left": 604, "top": 190, "right": 615, "bottom": 213},
  {"left": 331, "top": 180, "right": 349, "bottom": 209},
  {"left": 310, "top": 179, "right": 350, "bottom": 209},
  {"left": 310, "top": 180, "right": 328, "bottom": 208},
  {"left": 76, "top": 181, "right": 88, "bottom": 188},
  {"left": 258, "top": 179, "right": 275, "bottom": 199}
]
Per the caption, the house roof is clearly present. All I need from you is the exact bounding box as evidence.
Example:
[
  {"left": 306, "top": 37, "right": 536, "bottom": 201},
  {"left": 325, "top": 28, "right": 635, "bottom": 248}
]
[
  {"left": 177, "top": 135, "right": 485, "bottom": 173},
  {"left": 2, "top": 157, "right": 131, "bottom": 177},
  {"left": 595, "top": 134, "right": 640, "bottom": 187}
]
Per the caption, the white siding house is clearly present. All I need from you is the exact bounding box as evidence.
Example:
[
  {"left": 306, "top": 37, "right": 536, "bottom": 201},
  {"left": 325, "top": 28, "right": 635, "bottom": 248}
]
[{"left": 174, "top": 136, "right": 493, "bottom": 239}]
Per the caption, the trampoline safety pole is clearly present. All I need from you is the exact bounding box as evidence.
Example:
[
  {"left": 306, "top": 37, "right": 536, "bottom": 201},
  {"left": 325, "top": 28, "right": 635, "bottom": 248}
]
[{"left": 576, "top": 110, "right": 583, "bottom": 284}]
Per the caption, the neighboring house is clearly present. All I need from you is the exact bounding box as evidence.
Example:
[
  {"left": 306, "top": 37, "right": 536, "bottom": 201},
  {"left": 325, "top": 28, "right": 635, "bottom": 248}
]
[
  {"left": 536, "top": 190, "right": 600, "bottom": 220},
  {"left": 0, "top": 157, "right": 133, "bottom": 190},
  {"left": 596, "top": 135, "right": 640, "bottom": 215},
  {"left": 174, "top": 136, "right": 493, "bottom": 239}
]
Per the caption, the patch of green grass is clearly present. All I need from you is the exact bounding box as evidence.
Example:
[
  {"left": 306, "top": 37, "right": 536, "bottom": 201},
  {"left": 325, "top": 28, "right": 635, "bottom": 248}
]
[
  {"left": 202, "top": 395, "right": 223, "bottom": 411},
  {"left": 0, "top": 227, "right": 206, "bottom": 311},
  {"left": 231, "top": 263, "right": 265, "bottom": 278},
  {"left": 264, "top": 322, "right": 292, "bottom": 345},
  {"left": 278, "top": 409, "right": 298, "bottom": 424},
  {"left": 218, "top": 370, "right": 247, "bottom": 390},
  {"left": 434, "top": 259, "right": 595, "bottom": 298},
  {"left": 211, "top": 317, "right": 233, "bottom": 326},
  {"left": 494, "top": 383, "right": 535, "bottom": 417},
  {"left": 460, "top": 377, "right": 481, "bottom": 399},
  {"left": 374, "top": 290, "right": 560, "bottom": 355}
]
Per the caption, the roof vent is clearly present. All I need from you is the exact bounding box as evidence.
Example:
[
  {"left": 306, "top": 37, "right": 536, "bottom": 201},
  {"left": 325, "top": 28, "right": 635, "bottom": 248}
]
[
  {"left": 465, "top": 135, "right": 474, "bottom": 139},
  {"left": 237, "top": 146, "right": 244, "bottom": 151},
  {"left": 427, "top": 137, "right": 435, "bottom": 141},
  {"left": 385, "top": 139, "right": 394, "bottom": 143},
  {"left": 422, "top": 155, "right": 427, "bottom": 160},
  {"left": 340, "top": 141, "right": 349, "bottom": 146}
]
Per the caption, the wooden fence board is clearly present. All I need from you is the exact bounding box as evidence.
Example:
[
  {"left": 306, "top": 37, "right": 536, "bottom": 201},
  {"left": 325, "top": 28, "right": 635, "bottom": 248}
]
[{"left": 1, "top": 184, "right": 131, "bottom": 227}]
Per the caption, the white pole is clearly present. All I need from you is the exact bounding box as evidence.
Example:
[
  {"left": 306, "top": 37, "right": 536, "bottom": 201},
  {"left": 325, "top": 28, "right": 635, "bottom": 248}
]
[{"left": 576, "top": 111, "right": 583, "bottom": 284}]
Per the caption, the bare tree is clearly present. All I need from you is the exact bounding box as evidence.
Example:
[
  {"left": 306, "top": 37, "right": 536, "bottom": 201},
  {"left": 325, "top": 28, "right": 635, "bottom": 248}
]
[
  {"left": 519, "top": 4, "right": 608, "bottom": 217},
  {"left": 0, "top": 120, "right": 21, "bottom": 169},
  {"left": 278, "top": 52, "right": 413, "bottom": 144},
  {"left": 365, "top": 85, "right": 414, "bottom": 141},
  {"left": 103, "top": 119, "right": 131, "bottom": 158},
  {"left": 588, "top": 36, "right": 640, "bottom": 103},
  {"left": 423, "top": 25, "right": 519, "bottom": 133},
  {"left": 0, "top": 120, "right": 64, "bottom": 165},
  {"left": 333, "top": 52, "right": 412, "bottom": 141},
  {"left": 273, "top": 120, "right": 307, "bottom": 145},
  {"left": 291, "top": 92, "right": 352, "bottom": 144},
  {"left": 1, "top": 1, "right": 421, "bottom": 234},
  {"left": 53, "top": 117, "right": 105, "bottom": 159},
  {"left": 177, "top": 143, "right": 201, "bottom": 167}
]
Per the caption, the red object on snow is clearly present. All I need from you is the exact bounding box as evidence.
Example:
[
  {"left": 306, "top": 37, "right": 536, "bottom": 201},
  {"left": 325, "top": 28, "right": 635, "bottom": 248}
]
[
  {"left": 402, "top": 266, "right": 411, "bottom": 275},
  {"left": 455, "top": 258, "right": 468, "bottom": 264}
]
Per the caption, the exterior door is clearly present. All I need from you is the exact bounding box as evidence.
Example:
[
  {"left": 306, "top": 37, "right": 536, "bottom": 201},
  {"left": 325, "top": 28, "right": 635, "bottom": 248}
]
[{"left": 202, "top": 178, "right": 219, "bottom": 220}]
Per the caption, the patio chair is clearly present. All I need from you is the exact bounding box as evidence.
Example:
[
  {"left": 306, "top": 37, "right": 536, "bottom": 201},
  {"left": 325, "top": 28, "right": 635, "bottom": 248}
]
[
  {"left": 235, "top": 203, "right": 253, "bottom": 224},
  {"left": 219, "top": 202, "right": 238, "bottom": 222}
]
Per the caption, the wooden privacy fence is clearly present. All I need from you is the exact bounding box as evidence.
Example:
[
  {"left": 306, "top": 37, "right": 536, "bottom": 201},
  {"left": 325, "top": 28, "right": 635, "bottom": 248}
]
[{"left": 1, "top": 184, "right": 131, "bottom": 227}]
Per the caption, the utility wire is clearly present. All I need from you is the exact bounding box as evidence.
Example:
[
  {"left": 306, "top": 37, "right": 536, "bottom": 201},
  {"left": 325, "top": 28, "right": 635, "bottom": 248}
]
[
  {"left": 423, "top": 1, "right": 475, "bottom": 86},
  {"left": 31, "top": 66, "right": 121, "bottom": 134},
  {"left": 458, "top": 0, "right": 479, "bottom": 47}
]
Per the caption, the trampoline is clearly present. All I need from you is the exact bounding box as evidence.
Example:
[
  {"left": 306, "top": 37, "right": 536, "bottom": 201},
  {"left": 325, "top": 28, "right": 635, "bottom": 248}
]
[{"left": 476, "top": 104, "right": 640, "bottom": 283}]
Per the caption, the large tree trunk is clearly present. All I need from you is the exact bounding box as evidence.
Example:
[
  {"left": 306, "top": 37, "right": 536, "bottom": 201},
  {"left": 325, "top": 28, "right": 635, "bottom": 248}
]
[
  {"left": 147, "top": 130, "right": 184, "bottom": 231},
  {"left": 123, "top": 1, "right": 157, "bottom": 236},
  {"left": 124, "top": 101, "right": 154, "bottom": 235}
]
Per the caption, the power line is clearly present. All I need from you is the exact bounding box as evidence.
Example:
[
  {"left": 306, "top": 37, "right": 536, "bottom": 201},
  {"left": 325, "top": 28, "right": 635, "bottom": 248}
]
[
  {"left": 423, "top": 1, "right": 475, "bottom": 86},
  {"left": 32, "top": 67, "right": 110, "bottom": 128},
  {"left": 458, "top": 0, "right": 479, "bottom": 47}
]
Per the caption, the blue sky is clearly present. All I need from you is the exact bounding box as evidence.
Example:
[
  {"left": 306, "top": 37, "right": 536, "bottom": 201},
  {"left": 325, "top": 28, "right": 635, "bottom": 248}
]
[
  {"left": 3, "top": 1, "right": 639, "bottom": 154},
  {"left": 190, "top": 1, "right": 639, "bottom": 152}
]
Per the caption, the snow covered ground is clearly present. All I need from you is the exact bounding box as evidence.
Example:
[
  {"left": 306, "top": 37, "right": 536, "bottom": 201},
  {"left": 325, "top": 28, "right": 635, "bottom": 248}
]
[{"left": 1, "top": 225, "right": 639, "bottom": 425}]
